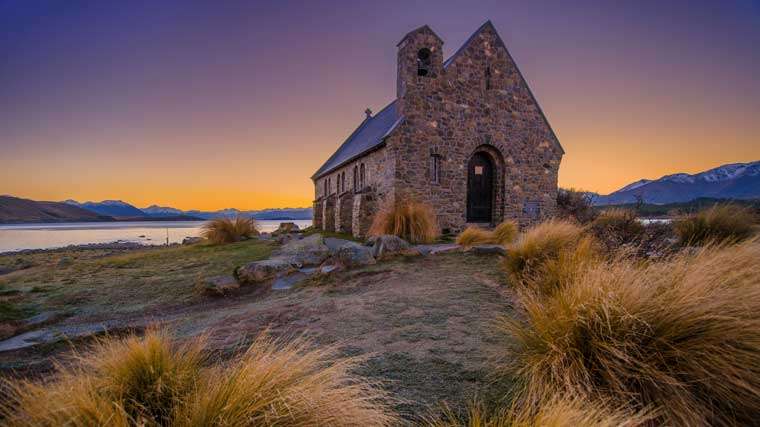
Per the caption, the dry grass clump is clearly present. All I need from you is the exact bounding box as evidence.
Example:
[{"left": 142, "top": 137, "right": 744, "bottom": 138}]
[
  {"left": 456, "top": 226, "right": 494, "bottom": 248},
  {"left": 503, "top": 219, "right": 594, "bottom": 290},
  {"left": 369, "top": 197, "right": 439, "bottom": 244},
  {"left": 492, "top": 221, "right": 518, "bottom": 245},
  {"left": 456, "top": 222, "right": 518, "bottom": 249},
  {"left": 673, "top": 203, "right": 756, "bottom": 245},
  {"left": 499, "top": 239, "right": 760, "bottom": 426},
  {"left": 201, "top": 216, "right": 259, "bottom": 244},
  {"left": 425, "top": 396, "right": 648, "bottom": 427},
  {"left": 590, "top": 208, "right": 644, "bottom": 247},
  {"left": 1, "top": 330, "right": 396, "bottom": 427}
]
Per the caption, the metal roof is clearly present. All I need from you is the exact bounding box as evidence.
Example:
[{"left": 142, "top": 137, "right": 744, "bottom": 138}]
[{"left": 312, "top": 100, "right": 401, "bottom": 179}]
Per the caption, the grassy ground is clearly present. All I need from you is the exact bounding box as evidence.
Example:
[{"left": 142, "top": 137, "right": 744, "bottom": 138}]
[{"left": 0, "top": 240, "right": 514, "bottom": 422}]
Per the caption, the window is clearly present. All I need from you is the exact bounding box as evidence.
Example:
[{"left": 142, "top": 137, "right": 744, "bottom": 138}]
[
  {"left": 341, "top": 172, "right": 346, "bottom": 192},
  {"left": 323, "top": 179, "right": 327, "bottom": 197},
  {"left": 485, "top": 65, "right": 492, "bottom": 90},
  {"left": 328, "top": 178, "right": 332, "bottom": 195},
  {"left": 353, "top": 166, "right": 358, "bottom": 192},
  {"left": 430, "top": 154, "right": 442, "bottom": 184},
  {"left": 359, "top": 163, "right": 366, "bottom": 189},
  {"left": 524, "top": 201, "right": 540, "bottom": 219},
  {"left": 417, "top": 48, "right": 431, "bottom": 77}
]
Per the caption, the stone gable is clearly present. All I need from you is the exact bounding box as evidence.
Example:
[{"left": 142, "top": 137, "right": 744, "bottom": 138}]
[{"left": 313, "top": 21, "right": 563, "bottom": 237}]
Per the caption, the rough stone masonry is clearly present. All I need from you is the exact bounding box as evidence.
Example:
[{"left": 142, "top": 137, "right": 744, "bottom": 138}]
[{"left": 311, "top": 21, "right": 564, "bottom": 238}]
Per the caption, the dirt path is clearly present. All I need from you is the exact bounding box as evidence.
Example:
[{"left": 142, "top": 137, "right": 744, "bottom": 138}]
[{"left": 179, "top": 253, "right": 514, "bottom": 420}]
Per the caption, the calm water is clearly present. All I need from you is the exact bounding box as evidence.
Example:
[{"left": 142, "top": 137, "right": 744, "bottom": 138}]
[{"left": 0, "top": 220, "right": 312, "bottom": 253}]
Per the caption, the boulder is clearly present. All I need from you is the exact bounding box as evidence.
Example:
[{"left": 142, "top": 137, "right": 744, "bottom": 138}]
[
  {"left": 469, "top": 244, "right": 507, "bottom": 256},
  {"left": 273, "top": 234, "right": 330, "bottom": 267},
  {"left": 324, "top": 237, "right": 356, "bottom": 254},
  {"left": 236, "top": 259, "right": 294, "bottom": 284},
  {"left": 196, "top": 275, "right": 240, "bottom": 297},
  {"left": 182, "top": 236, "right": 203, "bottom": 245},
  {"left": 335, "top": 242, "right": 376, "bottom": 268},
  {"left": 276, "top": 222, "right": 300, "bottom": 233},
  {"left": 415, "top": 243, "right": 461, "bottom": 256},
  {"left": 370, "top": 235, "right": 413, "bottom": 259}
]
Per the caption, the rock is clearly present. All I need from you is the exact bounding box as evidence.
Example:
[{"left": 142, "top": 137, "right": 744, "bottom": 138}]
[
  {"left": 57, "top": 257, "right": 73, "bottom": 268},
  {"left": 236, "top": 259, "right": 294, "bottom": 284},
  {"left": 276, "top": 222, "right": 300, "bottom": 233},
  {"left": 469, "top": 244, "right": 507, "bottom": 256},
  {"left": 196, "top": 275, "right": 240, "bottom": 297},
  {"left": 0, "top": 267, "right": 12, "bottom": 276},
  {"left": 319, "top": 264, "right": 339, "bottom": 274},
  {"left": 415, "top": 243, "right": 461, "bottom": 255},
  {"left": 272, "top": 271, "right": 309, "bottom": 290},
  {"left": 324, "top": 237, "right": 356, "bottom": 254},
  {"left": 335, "top": 242, "right": 376, "bottom": 268},
  {"left": 273, "top": 234, "right": 329, "bottom": 267},
  {"left": 370, "top": 235, "right": 412, "bottom": 259},
  {"left": 182, "top": 236, "right": 203, "bottom": 245},
  {"left": 258, "top": 232, "right": 273, "bottom": 240}
]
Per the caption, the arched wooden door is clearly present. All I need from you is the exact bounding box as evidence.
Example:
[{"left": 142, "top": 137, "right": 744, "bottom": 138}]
[{"left": 466, "top": 152, "right": 494, "bottom": 223}]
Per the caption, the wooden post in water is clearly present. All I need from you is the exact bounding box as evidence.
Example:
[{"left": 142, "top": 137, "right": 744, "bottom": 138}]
[{"left": 166, "top": 228, "right": 169, "bottom": 246}]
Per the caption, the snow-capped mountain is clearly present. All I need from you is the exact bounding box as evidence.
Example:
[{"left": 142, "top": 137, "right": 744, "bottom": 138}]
[
  {"left": 141, "top": 205, "right": 185, "bottom": 216},
  {"left": 596, "top": 160, "right": 760, "bottom": 205}
]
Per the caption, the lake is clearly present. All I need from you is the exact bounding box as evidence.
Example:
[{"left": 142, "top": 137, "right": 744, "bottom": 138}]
[{"left": 0, "top": 220, "right": 312, "bottom": 253}]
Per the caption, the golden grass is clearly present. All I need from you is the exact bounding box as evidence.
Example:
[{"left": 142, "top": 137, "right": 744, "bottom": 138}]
[
  {"left": 456, "top": 221, "right": 518, "bottom": 249},
  {"left": 673, "top": 203, "right": 756, "bottom": 245},
  {"left": 503, "top": 219, "right": 593, "bottom": 289},
  {"left": 456, "top": 226, "right": 494, "bottom": 248},
  {"left": 425, "top": 396, "right": 649, "bottom": 427},
  {"left": 369, "top": 197, "right": 439, "bottom": 244},
  {"left": 201, "top": 216, "right": 259, "bottom": 245},
  {"left": 1, "top": 330, "right": 397, "bottom": 427},
  {"left": 590, "top": 208, "right": 644, "bottom": 246},
  {"left": 499, "top": 239, "right": 760, "bottom": 426}
]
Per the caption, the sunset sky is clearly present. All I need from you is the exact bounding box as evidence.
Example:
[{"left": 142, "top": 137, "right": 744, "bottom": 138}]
[{"left": 1, "top": 0, "right": 758, "bottom": 210}]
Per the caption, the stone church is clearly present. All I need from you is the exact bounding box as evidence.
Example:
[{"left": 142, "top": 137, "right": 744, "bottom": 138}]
[{"left": 312, "top": 21, "right": 564, "bottom": 238}]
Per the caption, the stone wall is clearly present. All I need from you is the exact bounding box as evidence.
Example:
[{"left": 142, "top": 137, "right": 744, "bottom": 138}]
[
  {"left": 337, "top": 191, "right": 354, "bottom": 234},
  {"left": 388, "top": 22, "right": 563, "bottom": 231},
  {"left": 312, "top": 22, "right": 563, "bottom": 235}
]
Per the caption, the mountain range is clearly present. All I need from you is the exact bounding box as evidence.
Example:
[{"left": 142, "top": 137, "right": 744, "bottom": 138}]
[
  {"left": 595, "top": 160, "right": 760, "bottom": 205},
  {"left": 63, "top": 200, "right": 313, "bottom": 221}
]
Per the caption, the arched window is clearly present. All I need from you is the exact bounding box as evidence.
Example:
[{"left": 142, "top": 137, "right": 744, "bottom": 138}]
[
  {"left": 353, "top": 165, "right": 358, "bottom": 192},
  {"left": 359, "top": 163, "right": 366, "bottom": 189},
  {"left": 485, "top": 65, "right": 492, "bottom": 90},
  {"left": 328, "top": 178, "right": 331, "bottom": 194},
  {"left": 417, "top": 48, "right": 431, "bottom": 77},
  {"left": 341, "top": 172, "right": 346, "bottom": 192},
  {"left": 323, "top": 179, "right": 327, "bottom": 197},
  {"left": 430, "top": 154, "right": 442, "bottom": 184}
]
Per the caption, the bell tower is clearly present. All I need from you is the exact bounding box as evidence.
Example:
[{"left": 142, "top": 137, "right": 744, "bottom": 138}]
[{"left": 396, "top": 25, "right": 443, "bottom": 114}]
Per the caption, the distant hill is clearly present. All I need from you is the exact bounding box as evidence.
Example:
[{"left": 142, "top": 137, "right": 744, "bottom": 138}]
[
  {"left": 597, "top": 197, "right": 760, "bottom": 217},
  {"left": 65, "top": 199, "right": 147, "bottom": 219},
  {"left": 596, "top": 160, "right": 760, "bottom": 205},
  {"left": 170, "top": 208, "right": 313, "bottom": 220},
  {"left": 0, "top": 196, "right": 112, "bottom": 224}
]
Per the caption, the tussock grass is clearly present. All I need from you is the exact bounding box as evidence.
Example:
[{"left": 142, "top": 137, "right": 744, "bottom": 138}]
[
  {"left": 673, "top": 203, "right": 756, "bottom": 245},
  {"left": 425, "top": 396, "right": 649, "bottom": 427},
  {"left": 456, "top": 221, "right": 518, "bottom": 249},
  {"left": 503, "top": 220, "right": 593, "bottom": 289},
  {"left": 201, "top": 216, "right": 259, "bottom": 245},
  {"left": 590, "top": 208, "right": 644, "bottom": 246},
  {"left": 456, "top": 226, "right": 494, "bottom": 248},
  {"left": 369, "top": 197, "right": 439, "bottom": 244},
  {"left": 1, "top": 330, "right": 396, "bottom": 427},
  {"left": 492, "top": 221, "right": 518, "bottom": 246},
  {"left": 499, "top": 239, "right": 760, "bottom": 426}
]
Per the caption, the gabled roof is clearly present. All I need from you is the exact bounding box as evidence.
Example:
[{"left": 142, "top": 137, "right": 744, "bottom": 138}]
[
  {"left": 312, "top": 100, "right": 401, "bottom": 179},
  {"left": 313, "top": 21, "right": 564, "bottom": 180},
  {"left": 443, "top": 21, "right": 564, "bottom": 154}
]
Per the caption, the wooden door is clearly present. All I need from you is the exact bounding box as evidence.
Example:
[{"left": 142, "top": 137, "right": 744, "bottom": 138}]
[{"left": 466, "top": 152, "right": 493, "bottom": 222}]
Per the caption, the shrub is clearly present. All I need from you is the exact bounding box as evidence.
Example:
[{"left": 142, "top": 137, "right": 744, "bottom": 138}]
[
  {"left": 499, "top": 239, "right": 760, "bottom": 426},
  {"left": 369, "top": 197, "right": 439, "bottom": 244},
  {"left": 1, "top": 331, "right": 396, "bottom": 427},
  {"left": 556, "top": 188, "right": 597, "bottom": 224},
  {"left": 492, "top": 221, "right": 518, "bottom": 246},
  {"left": 673, "top": 203, "right": 756, "bottom": 245},
  {"left": 201, "top": 216, "right": 259, "bottom": 244},
  {"left": 456, "top": 221, "right": 518, "bottom": 249},
  {"left": 503, "top": 219, "right": 592, "bottom": 288},
  {"left": 425, "top": 396, "right": 648, "bottom": 427},
  {"left": 590, "top": 208, "right": 644, "bottom": 248},
  {"left": 456, "top": 226, "right": 494, "bottom": 248}
]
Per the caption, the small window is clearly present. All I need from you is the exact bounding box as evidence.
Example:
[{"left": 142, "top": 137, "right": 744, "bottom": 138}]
[
  {"left": 359, "top": 163, "right": 366, "bottom": 189},
  {"left": 417, "top": 48, "right": 431, "bottom": 77},
  {"left": 430, "top": 154, "right": 442, "bottom": 184},
  {"left": 485, "top": 65, "right": 492, "bottom": 90},
  {"left": 323, "top": 179, "right": 327, "bottom": 197},
  {"left": 342, "top": 172, "right": 346, "bottom": 192},
  {"left": 353, "top": 166, "right": 358, "bottom": 192}
]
